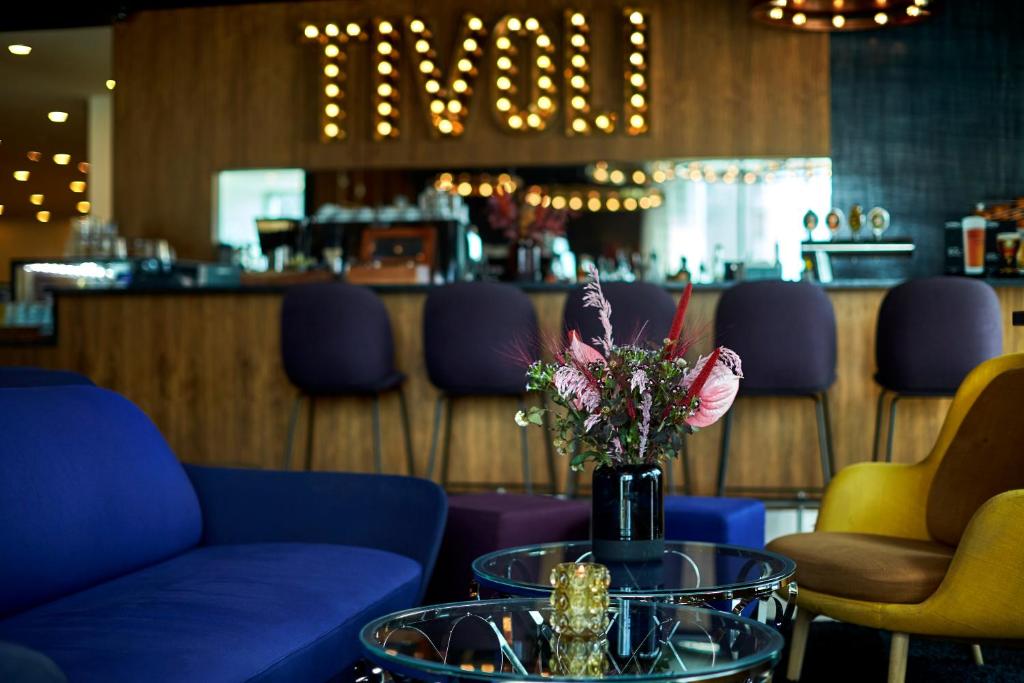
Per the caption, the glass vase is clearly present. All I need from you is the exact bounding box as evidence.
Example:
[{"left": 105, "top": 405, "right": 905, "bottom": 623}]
[{"left": 591, "top": 463, "right": 664, "bottom": 564}]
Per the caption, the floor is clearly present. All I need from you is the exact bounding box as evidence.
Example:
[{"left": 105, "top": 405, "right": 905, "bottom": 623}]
[{"left": 795, "top": 621, "right": 1024, "bottom": 682}]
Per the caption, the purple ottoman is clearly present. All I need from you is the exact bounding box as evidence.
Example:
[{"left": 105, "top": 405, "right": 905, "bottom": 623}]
[{"left": 425, "top": 493, "right": 590, "bottom": 603}]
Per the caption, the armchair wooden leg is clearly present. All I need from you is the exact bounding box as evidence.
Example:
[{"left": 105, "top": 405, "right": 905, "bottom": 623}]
[
  {"left": 786, "top": 607, "right": 814, "bottom": 681},
  {"left": 888, "top": 632, "right": 909, "bottom": 683},
  {"left": 971, "top": 643, "right": 984, "bottom": 666}
]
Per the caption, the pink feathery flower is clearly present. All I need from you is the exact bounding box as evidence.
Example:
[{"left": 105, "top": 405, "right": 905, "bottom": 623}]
[
  {"left": 629, "top": 368, "right": 649, "bottom": 394},
  {"left": 638, "top": 392, "right": 653, "bottom": 460},
  {"left": 567, "top": 329, "right": 607, "bottom": 366},
  {"left": 583, "top": 413, "right": 601, "bottom": 433},
  {"left": 681, "top": 347, "right": 742, "bottom": 428},
  {"left": 581, "top": 266, "right": 614, "bottom": 354},
  {"left": 554, "top": 365, "right": 601, "bottom": 413}
]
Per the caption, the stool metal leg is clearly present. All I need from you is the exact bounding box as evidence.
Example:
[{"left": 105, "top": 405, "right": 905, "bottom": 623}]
[
  {"left": 566, "top": 440, "right": 580, "bottom": 498},
  {"left": 398, "top": 388, "right": 416, "bottom": 476},
  {"left": 517, "top": 396, "right": 533, "bottom": 494},
  {"left": 666, "top": 450, "right": 676, "bottom": 495},
  {"left": 304, "top": 397, "right": 317, "bottom": 471},
  {"left": 872, "top": 390, "right": 888, "bottom": 462},
  {"left": 540, "top": 395, "right": 558, "bottom": 494},
  {"left": 426, "top": 395, "right": 445, "bottom": 480},
  {"left": 822, "top": 390, "right": 836, "bottom": 478},
  {"left": 885, "top": 394, "right": 901, "bottom": 463},
  {"left": 283, "top": 394, "right": 304, "bottom": 470},
  {"left": 371, "top": 394, "right": 383, "bottom": 474},
  {"left": 680, "top": 436, "right": 693, "bottom": 496},
  {"left": 813, "top": 393, "right": 832, "bottom": 485},
  {"left": 441, "top": 396, "right": 455, "bottom": 489},
  {"left": 716, "top": 407, "right": 735, "bottom": 497}
]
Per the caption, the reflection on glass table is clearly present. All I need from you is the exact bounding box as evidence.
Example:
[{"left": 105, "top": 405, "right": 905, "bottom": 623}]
[
  {"left": 361, "top": 598, "right": 783, "bottom": 682},
  {"left": 472, "top": 541, "right": 797, "bottom": 629}
]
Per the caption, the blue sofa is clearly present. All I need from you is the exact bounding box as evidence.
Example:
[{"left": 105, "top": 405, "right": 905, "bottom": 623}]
[{"left": 0, "top": 385, "right": 447, "bottom": 682}]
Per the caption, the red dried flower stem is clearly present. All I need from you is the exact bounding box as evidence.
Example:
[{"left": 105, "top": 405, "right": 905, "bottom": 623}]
[
  {"left": 682, "top": 347, "right": 722, "bottom": 405},
  {"left": 664, "top": 283, "right": 693, "bottom": 358}
]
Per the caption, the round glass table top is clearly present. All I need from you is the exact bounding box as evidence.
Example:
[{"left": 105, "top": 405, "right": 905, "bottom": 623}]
[
  {"left": 472, "top": 541, "right": 796, "bottom": 602},
  {"left": 360, "top": 598, "right": 784, "bottom": 682}
]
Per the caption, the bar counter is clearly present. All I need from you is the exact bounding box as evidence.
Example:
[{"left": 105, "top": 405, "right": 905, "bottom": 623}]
[{"left": 3, "top": 279, "right": 1022, "bottom": 495}]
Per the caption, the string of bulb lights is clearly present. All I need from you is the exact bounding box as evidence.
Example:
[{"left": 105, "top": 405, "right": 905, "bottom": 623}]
[
  {"left": 749, "top": 0, "right": 932, "bottom": 32},
  {"left": 586, "top": 158, "right": 831, "bottom": 186},
  {"left": 432, "top": 172, "right": 663, "bottom": 213}
]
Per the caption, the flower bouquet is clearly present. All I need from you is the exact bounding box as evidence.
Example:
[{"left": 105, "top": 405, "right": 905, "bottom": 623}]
[
  {"left": 487, "top": 186, "right": 572, "bottom": 282},
  {"left": 517, "top": 267, "right": 742, "bottom": 561}
]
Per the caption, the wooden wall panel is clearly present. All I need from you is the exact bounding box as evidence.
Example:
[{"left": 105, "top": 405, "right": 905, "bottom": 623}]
[
  {"left": 3, "top": 286, "right": 1020, "bottom": 496},
  {"left": 112, "top": 0, "right": 829, "bottom": 259}
]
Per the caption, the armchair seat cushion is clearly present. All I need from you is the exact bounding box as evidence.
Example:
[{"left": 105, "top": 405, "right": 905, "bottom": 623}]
[
  {"left": 0, "top": 543, "right": 421, "bottom": 683},
  {"left": 767, "top": 532, "right": 954, "bottom": 604}
]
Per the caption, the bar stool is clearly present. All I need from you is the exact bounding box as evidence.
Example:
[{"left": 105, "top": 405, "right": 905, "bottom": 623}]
[
  {"left": 280, "top": 282, "right": 415, "bottom": 475},
  {"left": 873, "top": 277, "right": 1002, "bottom": 462},
  {"left": 561, "top": 281, "right": 692, "bottom": 496},
  {"left": 715, "top": 281, "right": 837, "bottom": 497},
  {"left": 423, "top": 282, "right": 556, "bottom": 494}
]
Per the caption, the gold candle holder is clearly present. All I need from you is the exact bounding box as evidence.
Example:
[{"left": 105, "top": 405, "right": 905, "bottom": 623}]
[
  {"left": 550, "top": 633, "right": 607, "bottom": 678},
  {"left": 549, "top": 562, "right": 610, "bottom": 638}
]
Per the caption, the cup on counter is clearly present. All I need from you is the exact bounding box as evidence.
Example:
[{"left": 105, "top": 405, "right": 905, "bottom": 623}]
[
  {"left": 997, "top": 232, "right": 1020, "bottom": 275},
  {"left": 962, "top": 216, "right": 987, "bottom": 275}
]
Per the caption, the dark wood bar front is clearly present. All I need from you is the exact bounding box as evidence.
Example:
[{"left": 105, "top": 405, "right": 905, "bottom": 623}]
[{"left": 3, "top": 283, "right": 1022, "bottom": 495}]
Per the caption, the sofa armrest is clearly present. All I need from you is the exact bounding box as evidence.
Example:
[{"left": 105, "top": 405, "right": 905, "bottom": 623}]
[
  {"left": 815, "top": 461, "right": 934, "bottom": 539},
  {"left": 0, "top": 642, "right": 67, "bottom": 682},
  {"left": 185, "top": 466, "right": 447, "bottom": 598}
]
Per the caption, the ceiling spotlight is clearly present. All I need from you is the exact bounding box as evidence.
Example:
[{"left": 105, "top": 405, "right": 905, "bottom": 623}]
[
  {"left": 36, "top": 210, "right": 50, "bottom": 223},
  {"left": 7, "top": 44, "right": 31, "bottom": 56},
  {"left": 106, "top": 79, "right": 116, "bottom": 90},
  {"left": 54, "top": 154, "right": 70, "bottom": 165},
  {"left": 832, "top": 14, "right": 846, "bottom": 27},
  {"left": 13, "top": 170, "right": 29, "bottom": 181},
  {"left": 48, "top": 111, "right": 69, "bottom": 123}
]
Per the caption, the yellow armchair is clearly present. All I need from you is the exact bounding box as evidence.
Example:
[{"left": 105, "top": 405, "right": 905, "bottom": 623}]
[{"left": 767, "top": 353, "right": 1024, "bottom": 683}]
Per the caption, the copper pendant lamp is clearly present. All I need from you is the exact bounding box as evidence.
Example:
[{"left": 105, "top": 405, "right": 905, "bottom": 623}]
[{"left": 750, "top": 0, "right": 934, "bottom": 32}]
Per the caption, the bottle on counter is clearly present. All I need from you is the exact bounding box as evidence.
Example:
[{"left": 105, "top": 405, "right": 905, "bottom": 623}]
[
  {"left": 669, "top": 257, "right": 691, "bottom": 283},
  {"left": 711, "top": 245, "right": 725, "bottom": 282}
]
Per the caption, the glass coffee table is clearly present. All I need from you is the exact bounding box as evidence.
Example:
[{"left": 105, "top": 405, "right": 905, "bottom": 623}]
[
  {"left": 472, "top": 541, "right": 797, "bottom": 629},
  {"left": 361, "top": 598, "right": 784, "bottom": 682}
]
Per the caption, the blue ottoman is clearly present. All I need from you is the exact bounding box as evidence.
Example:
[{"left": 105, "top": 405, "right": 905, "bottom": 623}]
[{"left": 664, "top": 496, "right": 765, "bottom": 549}]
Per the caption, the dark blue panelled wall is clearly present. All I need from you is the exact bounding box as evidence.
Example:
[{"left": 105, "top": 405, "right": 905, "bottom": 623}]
[{"left": 830, "top": 0, "right": 1024, "bottom": 277}]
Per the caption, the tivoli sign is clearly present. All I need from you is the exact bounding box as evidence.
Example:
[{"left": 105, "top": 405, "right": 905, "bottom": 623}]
[{"left": 301, "top": 8, "right": 651, "bottom": 142}]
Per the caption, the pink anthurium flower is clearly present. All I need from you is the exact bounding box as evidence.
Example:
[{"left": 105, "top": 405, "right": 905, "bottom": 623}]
[
  {"left": 568, "top": 329, "right": 607, "bottom": 366},
  {"left": 682, "top": 347, "right": 742, "bottom": 428}
]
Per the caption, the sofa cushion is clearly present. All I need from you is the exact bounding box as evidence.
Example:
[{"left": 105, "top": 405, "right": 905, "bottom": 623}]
[
  {"left": 0, "top": 543, "right": 421, "bottom": 683},
  {"left": 0, "top": 386, "right": 201, "bottom": 617},
  {"left": 766, "top": 532, "right": 955, "bottom": 604}
]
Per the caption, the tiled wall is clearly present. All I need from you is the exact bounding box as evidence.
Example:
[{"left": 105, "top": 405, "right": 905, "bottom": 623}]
[{"left": 830, "top": 0, "right": 1024, "bottom": 279}]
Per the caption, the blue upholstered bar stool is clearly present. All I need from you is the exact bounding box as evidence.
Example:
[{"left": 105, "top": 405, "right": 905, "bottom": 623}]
[
  {"left": 280, "top": 282, "right": 414, "bottom": 475},
  {"left": 0, "top": 367, "right": 93, "bottom": 387},
  {"left": 423, "top": 282, "right": 555, "bottom": 494},
  {"left": 715, "top": 281, "right": 837, "bottom": 497},
  {"left": 873, "top": 277, "right": 1002, "bottom": 462},
  {"left": 562, "top": 281, "right": 692, "bottom": 496}
]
